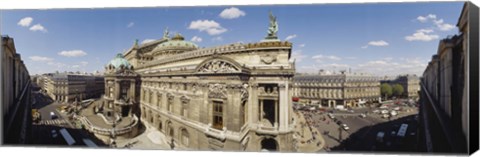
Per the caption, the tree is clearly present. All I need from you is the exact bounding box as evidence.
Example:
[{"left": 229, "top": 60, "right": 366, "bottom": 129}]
[
  {"left": 392, "top": 84, "right": 404, "bottom": 97},
  {"left": 380, "top": 83, "right": 393, "bottom": 99}
]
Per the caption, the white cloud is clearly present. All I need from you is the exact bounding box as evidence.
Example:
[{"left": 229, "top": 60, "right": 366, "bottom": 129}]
[
  {"left": 289, "top": 50, "right": 307, "bottom": 62},
  {"left": 191, "top": 36, "right": 203, "bottom": 42},
  {"left": 417, "top": 14, "right": 436, "bottom": 23},
  {"left": 58, "top": 50, "right": 87, "bottom": 57},
  {"left": 29, "top": 56, "right": 54, "bottom": 62},
  {"left": 141, "top": 39, "right": 156, "bottom": 44},
  {"left": 355, "top": 57, "right": 427, "bottom": 76},
  {"left": 188, "top": 20, "right": 227, "bottom": 35},
  {"left": 71, "top": 65, "right": 80, "bottom": 68},
  {"left": 312, "top": 54, "right": 341, "bottom": 63},
  {"left": 361, "top": 45, "right": 369, "bottom": 49},
  {"left": 405, "top": 29, "right": 439, "bottom": 41},
  {"left": 285, "top": 34, "right": 297, "bottom": 41},
  {"left": 299, "top": 44, "right": 306, "bottom": 48},
  {"left": 80, "top": 61, "right": 88, "bottom": 66},
  {"left": 416, "top": 14, "right": 455, "bottom": 31},
  {"left": 212, "top": 36, "right": 223, "bottom": 41},
  {"left": 18, "top": 17, "right": 33, "bottom": 27},
  {"left": 47, "top": 62, "right": 66, "bottom": 68},
  {"left": 368, "top": 40, "right": 389, "bottom": 46},
  {"left": 127, "top": 22, "right": 134, "bottom": 28},
  {"left": 29, "top": 24, "right": 47, "bottom": 32},
  {"left": 219, "top": 7, "right": 246, "bottom": 19},
  {"left": 433, "top": 19, "right": 455, "bottom": 31}
]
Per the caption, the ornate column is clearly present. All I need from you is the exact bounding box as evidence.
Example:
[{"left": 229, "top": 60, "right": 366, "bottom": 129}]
[
  {"left": 274, "top": 99, "right": 278, "bottom": 128},
  {"left": 130, "top": 79, "right": 135, "bottom": 99},
  {"left": 279, "top": 83, "right": 287, "bottom": 131},
  {"left": 115, "top": 80, "right": 120, "bottom": 100}
]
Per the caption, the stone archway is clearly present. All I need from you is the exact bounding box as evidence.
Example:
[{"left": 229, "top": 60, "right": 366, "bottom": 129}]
[
  {"left": 166, "top": 121, "right": 174, "bottom": 137},
  {"left": 260, "top": 138, "right": 278, "bottom": 151}
]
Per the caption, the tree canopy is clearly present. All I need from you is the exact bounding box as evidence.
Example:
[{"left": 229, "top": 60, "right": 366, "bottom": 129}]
[
  {"left": 380, "top": 83, "right": 393, "bottom": 98},
  {"left": 392, "top": 84, "right": 404, "bottom": 97}
]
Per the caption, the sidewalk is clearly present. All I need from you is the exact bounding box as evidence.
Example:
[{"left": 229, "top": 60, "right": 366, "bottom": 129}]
[
  {"left": 292, "top": 111, "right": 325, "bottom": 152},
  {"left": 115, "top": 124, "right": 171, "bottom": 150},
  {"left": 310, "top": 112, "right": 351, "bottom": 151}
]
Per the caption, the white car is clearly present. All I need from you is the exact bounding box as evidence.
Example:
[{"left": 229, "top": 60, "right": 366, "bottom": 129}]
[
  {"left": 373, "top": 110, "right": 380, "bottom": 113},
  {"left": 390, "top": 110, "right": 398, "bottom": 116},
  {"left": 381, "top": 110, "right": 389, "bottom": 114},
  {"left": 359, "top": 113, "right": 367, "bottom": 118},
  {"left": 341, "top": 124, "right": 349, "bottom": 130},
  {"left": 50, "top": 112, "right": 57, "bottom": 119},
  {"left": 382, "top": 114, "right": 390, "bottom": 119}
]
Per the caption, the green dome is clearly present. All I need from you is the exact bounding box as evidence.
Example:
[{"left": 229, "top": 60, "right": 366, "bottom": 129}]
[
  {"left": 153, "top": 33, "right": 198, "bottom": 51},
  {"left": 108, "top": 53, "right": 132, "bottom": 69}
]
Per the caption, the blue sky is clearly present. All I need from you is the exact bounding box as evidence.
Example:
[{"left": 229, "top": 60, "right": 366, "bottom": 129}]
[{"left": 1, "top": 2, "right": 464, "bottom": 76}]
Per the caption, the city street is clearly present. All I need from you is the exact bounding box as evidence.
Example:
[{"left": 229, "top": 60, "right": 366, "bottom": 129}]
[
  {"left": 30, "top": 90, "right": 106, "bottom": 147},
  {"left": 298, "top": 100, "right": 419, "bottom": 152}
]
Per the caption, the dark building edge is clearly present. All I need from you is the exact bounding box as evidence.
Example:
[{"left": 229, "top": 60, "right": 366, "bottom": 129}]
[{"left": 468, "top": 1, "right": 479, "bottom": 155}]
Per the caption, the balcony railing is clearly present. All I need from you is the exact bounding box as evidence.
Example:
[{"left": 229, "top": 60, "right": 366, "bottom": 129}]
[{"left": 419, "top": 81, "right": 464, "bottom": 153}]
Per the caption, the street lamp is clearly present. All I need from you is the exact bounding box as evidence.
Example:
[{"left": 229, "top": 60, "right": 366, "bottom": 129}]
[{"left": 170, "top": 137, "right": 175, "bottom": 149}]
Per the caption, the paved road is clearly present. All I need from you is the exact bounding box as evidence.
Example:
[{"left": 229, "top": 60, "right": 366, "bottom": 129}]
[
  {"left": 30, "top": 91, "right": 105, "bottom": 147},
  {"left": 299, "top": 99, "right": 419, "bottom": 152}
]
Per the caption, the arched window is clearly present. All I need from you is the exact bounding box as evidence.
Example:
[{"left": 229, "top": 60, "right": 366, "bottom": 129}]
[{"left": 181, "top": 129, "right": 189, "bottom": 146}]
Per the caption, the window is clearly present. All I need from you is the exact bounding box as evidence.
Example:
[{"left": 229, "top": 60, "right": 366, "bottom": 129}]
[
  {"left": 120, "top": 81, "right": 129, "bottom": 99},
  {"left": 240, "top": 101, "right": 247, "bottom": 126},
  {"left": 212, "top": 101, "right": 223, "bottom": 130}
]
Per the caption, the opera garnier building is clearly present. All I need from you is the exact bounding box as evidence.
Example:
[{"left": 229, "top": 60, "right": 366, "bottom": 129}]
[{"left": 100, "top": 14, "right": 296, "bottom": 151}]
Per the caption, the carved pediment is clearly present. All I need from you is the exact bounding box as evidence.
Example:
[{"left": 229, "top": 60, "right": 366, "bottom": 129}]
[{"left": 197, "top": 59, "right": 240, "bottom": 73}]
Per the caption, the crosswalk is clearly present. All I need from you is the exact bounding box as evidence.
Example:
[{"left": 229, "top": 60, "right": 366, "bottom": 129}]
[{"left": 38, "top": 119, "right": 68, "bottom": 126}]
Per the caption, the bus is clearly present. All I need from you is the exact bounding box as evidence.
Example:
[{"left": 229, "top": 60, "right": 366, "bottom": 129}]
[
  {"left": 59, "top": 128, "right": 76, "bottom": 146},
  {"left": 396, "top": 123, "right": 408, "bottom": 138},
  {"left": 82, "top": 138, "right": 98, "bottom": 148}
]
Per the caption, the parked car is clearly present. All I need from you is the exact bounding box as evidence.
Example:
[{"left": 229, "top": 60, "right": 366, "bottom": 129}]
[
  {"left": 373, "top": 110, "right": 380, "bottom": 114},
  {"left": 382, "top": 114, "right": 390, "bottom": 119},
  {"left": 359, "top": 113, "right": 367, "bottom": 118},
  {"left": 341, "top": 124, "right": 350, "bottom": 130},
  {"left": 381, "top": 110, "right": 389, "bottom": 114},
  {"left": 391, "top": 110, "right": 398, "bottom": 116}
]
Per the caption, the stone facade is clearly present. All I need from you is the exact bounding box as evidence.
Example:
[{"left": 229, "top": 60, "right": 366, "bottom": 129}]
[
  {"left": 418, "top": 2, "right": 472, "bottom": 152},
  {"left": 1, "top": 36, "right": 32, "bottom": 144},
  {"left": 121, "top": 32, "right": 296, "bottom": 151},
  {"left": 79, "top": 54, "right": 140, "bottom": 144},
  {"left": 293, "top": 72, "right": 380, "bottom": 108},
  {"left": 38, "top": 73, "right": 105, "bottom": 102}
]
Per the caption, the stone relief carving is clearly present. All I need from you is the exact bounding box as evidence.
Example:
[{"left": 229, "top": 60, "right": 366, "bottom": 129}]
[
  {"left": 240, "top": 83, "right": 249, "bottom": 101},
  {"left": 180, "top": 96, "right": 190, "bottom": 104},
  {"left": 197, "top": 60, "right": 240, "bottom": 73},
  {"left": 208, "top": 83, "right": 227, "bottom": 99},
  {"left": 261, "top": 53, "right": 277, "bottom": 64}
]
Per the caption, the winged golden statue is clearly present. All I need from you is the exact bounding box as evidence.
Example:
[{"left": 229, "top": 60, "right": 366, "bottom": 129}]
[{"left": 267, "top": 11, "right": 278, "bottom": 38}]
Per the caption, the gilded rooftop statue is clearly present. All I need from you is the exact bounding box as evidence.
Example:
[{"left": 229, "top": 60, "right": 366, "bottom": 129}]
[{"left": 267, "top": 11, "right": 278, "bottom": 39}]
